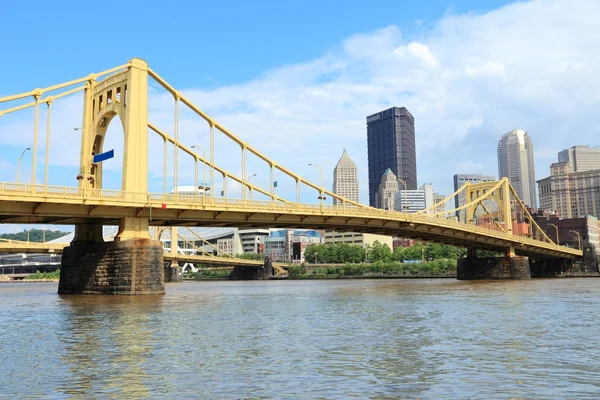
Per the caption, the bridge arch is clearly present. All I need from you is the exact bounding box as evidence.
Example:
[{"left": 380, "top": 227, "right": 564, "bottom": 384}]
[{"left": 79, "top": 58, "right": 149, "bottom": 195}]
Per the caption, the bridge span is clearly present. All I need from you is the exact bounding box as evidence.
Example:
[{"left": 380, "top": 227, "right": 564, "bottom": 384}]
[{"left": 0, "top": 58, "right": 586, "bottom": 294}]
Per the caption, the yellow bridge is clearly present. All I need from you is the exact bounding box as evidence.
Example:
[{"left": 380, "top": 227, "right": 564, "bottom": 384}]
[{"left": 0, "top": 58, "right": 582, "bottom": 293}]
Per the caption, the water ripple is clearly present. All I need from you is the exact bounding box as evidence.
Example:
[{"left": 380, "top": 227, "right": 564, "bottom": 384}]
[{"left": 1, "top": 279, "right": 600, "bottom": 399}]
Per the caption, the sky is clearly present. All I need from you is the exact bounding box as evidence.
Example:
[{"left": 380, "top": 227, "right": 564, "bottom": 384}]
[{"left": 1, "top": 0, "right": 599, "bottom": 234}]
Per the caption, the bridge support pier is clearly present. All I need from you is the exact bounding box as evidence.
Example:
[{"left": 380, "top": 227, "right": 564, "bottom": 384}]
[
  {"left": 58, "top": 221, "right": 165, "bottom": 295},
  {"left": 164, "top": 261, "right": 183, "bottom": 282},
  {"left": 458, "top": 248, "right": 530, "bottom": 280},
  {"left": 232, "top": 257, "right": 273, "bottom": 280}
]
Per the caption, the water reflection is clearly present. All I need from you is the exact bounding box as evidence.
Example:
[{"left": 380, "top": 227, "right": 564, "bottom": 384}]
[
  {"left": 56, "top": 296, "right": 164, "bottom": 399},
  {"left": 1, "top": 280, "right": 600, "bottom": 398}
]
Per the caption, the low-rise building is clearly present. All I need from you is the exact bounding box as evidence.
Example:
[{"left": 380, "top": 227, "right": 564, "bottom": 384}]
[
  {"left": 533, "top": 212, "right": 599, "bottom": 250},
  {"left": 264, "top": 229, "right": 322, "bottom": 262},
  {"left": 324, "top": 232, "right": 393, "bottom": 249}
]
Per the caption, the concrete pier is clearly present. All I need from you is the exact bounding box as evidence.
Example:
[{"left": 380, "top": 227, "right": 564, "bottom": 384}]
[
  {"left": 232, "top": 257, "right": 273, "bottom": 280},
  {"left": 59, "top": 238, "right": 164, "bottom": 295},
  {"left": 457, "top": 255, "right": 531, "bottom": 280}
]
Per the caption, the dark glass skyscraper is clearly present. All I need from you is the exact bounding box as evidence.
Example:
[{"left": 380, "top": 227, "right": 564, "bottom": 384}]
[{"left": 366, "top": 107, "right": 417, "bottom": 207}]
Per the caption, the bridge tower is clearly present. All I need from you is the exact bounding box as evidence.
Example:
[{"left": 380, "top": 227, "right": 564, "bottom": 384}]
[
  {"left": 59, "top": 58, "right": 165, "bottom": 294},
  {"left": 458, "top": 178, "right": 531, "bottom": 279}
]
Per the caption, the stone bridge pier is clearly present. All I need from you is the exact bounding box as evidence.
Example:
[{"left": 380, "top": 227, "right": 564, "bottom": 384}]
[
  {"left": 457, "top": 247, "right": 531, "bottom": 280},
  {"left": 232, "top": 257, "right": 274, "bottom": 280},
  {"left": 58, "top": 219, "right": 165, "bottom": 295},
  {"left": 458, "top": 246, "right": 599, "bottom": 280}
]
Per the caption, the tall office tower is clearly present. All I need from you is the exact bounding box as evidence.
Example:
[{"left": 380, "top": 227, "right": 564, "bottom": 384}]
[
  {"left": 557, "top": 145, "right": 600, "bottom": 172},
  {"left": 367, "top": 107, "right": 417, "bottom": 207},
  {"left": 375, "top": 168, "right": 399, "bottom": 210},
  {"left": 497, "top": 129, "right": 537, "bottom": 207},
  {"left": 332, "top": 149, "right": 359, "bottom": 205},
  {"left": 453, "top": 174, "right": 497, "bottom": 222}
]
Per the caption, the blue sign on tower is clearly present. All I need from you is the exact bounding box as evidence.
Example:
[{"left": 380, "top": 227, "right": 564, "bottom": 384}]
[{"left": 93, "top": 150, "right": 114, "bottom": 163}]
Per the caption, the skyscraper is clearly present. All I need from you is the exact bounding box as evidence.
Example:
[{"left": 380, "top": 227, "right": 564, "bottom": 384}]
[
  {"left": 367, "top": 107, "right": 416, "bottom": 207},
  {"left": 557, "top": 145, "right": 600, "bottom": 172},
  {"left": 332, "top": 149, "right": 359, "bottom": 205},
  {"left": 497, "top": 129, "right": 537, "bottom": 207},
  {"left": 375, "top": 168, "right": 400, "bottom": 210}
]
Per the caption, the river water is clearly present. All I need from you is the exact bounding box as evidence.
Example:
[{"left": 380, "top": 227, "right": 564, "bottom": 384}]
[{"left": 1, "top": 279, "right": 600, "bottom": 399}]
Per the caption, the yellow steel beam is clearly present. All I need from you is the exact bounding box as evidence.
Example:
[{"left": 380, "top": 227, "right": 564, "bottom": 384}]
[
  {"left": 148, "top": 123, "right": 292, "bottom": 203},
  {"left": 0, "top": 86, "right": 85, "bottom": 117},
  {"left": 147, "top": 68, "right": 363, "bottom": 208},
  {"left": 429, "top": 180, "right": 505, "bottom": 217},
  {"left": 416, "top": 182, "right": 468, "bottom": 215},
  {"left": 0, "top": 64, "right": 128, "bottom": 104},
  {"left": 0, "top": 183, "right": 582, "bottom": 258}
]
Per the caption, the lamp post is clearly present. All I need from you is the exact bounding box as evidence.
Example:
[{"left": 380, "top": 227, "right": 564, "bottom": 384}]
[
  {"left": 16, "top": 147, "right": 31, "bottom": 183},
  {"left": 308, "top": 163, "right": 326, "bottom": 206},
  {"left": 191, "top": 145, "right": 208, "bottom": 196},
  {"left": 398, "top": 177, "right": 408, "bottom": 212},
  {"left": 73, "top": 128, "right": 88, "bottom": 183},
  {"left": 569, "top": 230, "right": 581, "bottom": 249},
  {"left": 548, "top": 223, "right": 559, "bottom": 245},
  {"left": 247, "top": 173, "right": 257, "bottom": 199}
]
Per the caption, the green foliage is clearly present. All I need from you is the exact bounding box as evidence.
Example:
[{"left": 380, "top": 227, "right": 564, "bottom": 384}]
[
  {"left": 286, "top": 260, "right": 457, "bottom": 278},
  {"left": 0, "top": 229, "right": 70, "bottom": 243},
  {"left": 235, "top": 252, "right": 263, "bottom": 260},
  {"left": 304, "top": 243, "right": 367, "bottom": 264},
  {"left": 24, "top": 270, "right": 60, "bottom": 280},
  {"left": 185, "top": 269, "right": 232, "bottom": 279},
  {"left": 476, "top": 249, "right": 503, "bottom": 257},
  {"left": 368, "top": 241, "right": 393, "bottom": 262},
  {"left": 305, "top": 241, "right": 468, "bottom": 265}
]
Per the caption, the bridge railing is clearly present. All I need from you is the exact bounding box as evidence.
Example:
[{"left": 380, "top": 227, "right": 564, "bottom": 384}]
[{"left": 0, "top": 182, "right": 580, "bottom": 255}]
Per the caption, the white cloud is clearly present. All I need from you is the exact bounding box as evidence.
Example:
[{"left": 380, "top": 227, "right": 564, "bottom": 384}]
[
  {"left": 2, "top": 0, "right": 600, "bottom": 210},
  {"left": 465, "top": 61, "right": 506, "bottom": 78}
]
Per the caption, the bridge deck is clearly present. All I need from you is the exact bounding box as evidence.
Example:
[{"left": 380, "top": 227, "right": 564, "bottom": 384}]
[{"left": 0, "top": 182, "right": 582, "bottom": 259}]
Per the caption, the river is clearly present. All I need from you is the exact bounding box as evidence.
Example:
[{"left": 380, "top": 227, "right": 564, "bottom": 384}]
[{"left": 1, "top": 279, "right": 599, "bottom": 399}]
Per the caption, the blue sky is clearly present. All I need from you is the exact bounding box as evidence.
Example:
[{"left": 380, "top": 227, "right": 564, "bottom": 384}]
[
  {"left": 2, "top": 0, "right": 513, "bottom": 92},
  {"left": 1, "top": 0, "right": 599, "bottom": 234}
]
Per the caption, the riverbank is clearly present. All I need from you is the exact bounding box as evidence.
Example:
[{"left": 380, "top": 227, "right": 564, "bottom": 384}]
[{"left": 183, "top": 260, "right": 458, "bottom": 280}]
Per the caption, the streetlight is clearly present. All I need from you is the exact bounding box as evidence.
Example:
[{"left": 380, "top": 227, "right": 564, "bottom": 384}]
[
  {"left": 308, "top": 163, "right": 326, "bottom": 205},
  {"left": 247, "top": 173, "right": 257, "bottom": 199},
  {"left": 74, "top": 128, "right": 89, "bottom": 182},
  {"left": 548, "top": 223, "right": 559, "bottom": 245},
  {"left": 398, "top": 177, "right": 408, "bottom": 212},
  {"left": 569, "top": 230, "right": 581, "bottom": 249},
  {"left": 16, "top": 147, "right": 31, "bottom": 183},
  {"left": 191, "top": 145, "right": 209, "bottom": 196}
]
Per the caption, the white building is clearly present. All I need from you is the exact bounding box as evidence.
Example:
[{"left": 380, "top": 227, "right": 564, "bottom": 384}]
[
  {"left": 169, "top": 185, "right": 209, "bottom": 196},
  {"left": 394, "top": 184, "right": 434, "bottom": 213},
  {"left": 332, "top": 149, "right": 359, "bottom": 205},
  {"left": 558, "top": 145, "right": 600, "bottom": 172},
  {"left": 497, "top": 129, "right": 537, "bottom": 207},
  {"left": 238, "top": 228, "right": 271, "bottom": 254}
]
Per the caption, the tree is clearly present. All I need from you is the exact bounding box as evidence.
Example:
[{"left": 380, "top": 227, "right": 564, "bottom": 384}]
[
  {"left": 0, "top": 229, "right": 70, "bottom": 243},
  {"left": 392, "top": 246, "right": 405, "bottom": 262},
  {"left": 403, "top": 242, "right": 425, "bottom": 261},
  {"left": 369, "top": 241, "right": 392, "bottom": 262}
]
